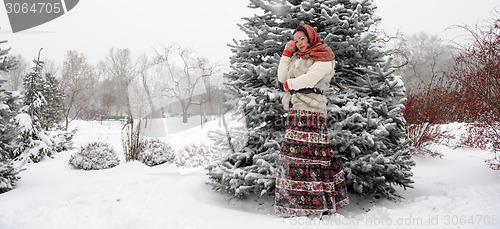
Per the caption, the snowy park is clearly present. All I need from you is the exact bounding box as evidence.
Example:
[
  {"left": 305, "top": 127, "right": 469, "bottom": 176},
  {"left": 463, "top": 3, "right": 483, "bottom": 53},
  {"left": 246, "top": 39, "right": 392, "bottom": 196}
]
[
  {"left": 0, "top": 119, "right": 498, "bottom": 229},
  {"left": 1, "top": 0, "right": 499, "bottom": 229}
]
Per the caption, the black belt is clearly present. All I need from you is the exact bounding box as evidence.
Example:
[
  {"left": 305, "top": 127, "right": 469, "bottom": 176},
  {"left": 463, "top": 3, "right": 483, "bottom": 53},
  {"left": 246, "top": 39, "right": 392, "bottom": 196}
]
[{"left": 289, "top": 88, "right": 323, "bottom": 95}]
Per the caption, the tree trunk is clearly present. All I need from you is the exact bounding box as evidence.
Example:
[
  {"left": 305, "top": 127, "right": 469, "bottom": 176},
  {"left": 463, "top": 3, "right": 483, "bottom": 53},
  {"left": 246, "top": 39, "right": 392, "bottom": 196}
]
[
  {"left": 180, "top": 101, "right": 188, "bottom": 123},
  {"left": 141, "top": 72, "right": 155, "bottom": 116},
  {"left": 123, "top": 84, "right": 133, "bottom": 119}
]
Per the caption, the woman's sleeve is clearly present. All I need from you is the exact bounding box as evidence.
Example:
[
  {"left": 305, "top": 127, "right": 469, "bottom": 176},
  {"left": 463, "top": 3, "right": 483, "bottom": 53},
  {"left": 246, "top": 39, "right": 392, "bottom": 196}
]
[
  {"left": 277, "top": 56, "right": 291, "bottom": 83},
  {"left": 286, "top": 61, "right": 334, "bottom": 90}
]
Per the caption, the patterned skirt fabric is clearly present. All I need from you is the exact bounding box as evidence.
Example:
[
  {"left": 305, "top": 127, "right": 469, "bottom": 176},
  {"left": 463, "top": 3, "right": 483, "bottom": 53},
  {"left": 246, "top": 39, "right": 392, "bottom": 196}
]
[{"left": 275, "top": 109, "right": 349, "bottom": 217}]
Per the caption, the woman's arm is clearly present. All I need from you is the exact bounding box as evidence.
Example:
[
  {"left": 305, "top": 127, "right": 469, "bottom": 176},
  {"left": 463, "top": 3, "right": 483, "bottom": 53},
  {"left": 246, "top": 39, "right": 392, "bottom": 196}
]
[
  {"left": 277, "top": 56, "right": 291, "bottom": 83},
  {"left": 286, "top": 60, "right": 334, "bottom": 90}
]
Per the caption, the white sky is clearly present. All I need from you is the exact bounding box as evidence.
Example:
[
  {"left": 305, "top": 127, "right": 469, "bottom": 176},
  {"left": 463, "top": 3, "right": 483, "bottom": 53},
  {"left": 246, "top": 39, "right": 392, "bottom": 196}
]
[{"left": 0, "top": 0, "right": 498, "bottom": 71}]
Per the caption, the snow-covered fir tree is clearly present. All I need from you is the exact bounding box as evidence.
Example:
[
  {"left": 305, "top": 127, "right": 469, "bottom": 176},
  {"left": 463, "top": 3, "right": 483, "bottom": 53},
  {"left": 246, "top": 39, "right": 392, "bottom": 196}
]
[
  {"left": 40, "top": 72, "right": 75, "bottom": 153},
  {"left": 40, "top": 73, "right": 65, "bottom": 130},
  {"left": 0, "top": 80, "right": 23, "bottom": 193},
  {"left": 0, "top": 78, "right": 23, "bottom": 160},
  {"left": 0, "top": 41, "right": 16, "bottom": 72},
  {"left": 0, "top": 40, "right": 23, "bottom": 193},
  {"left": 208, "top": 0, "right": 414, "bottom": 200},
  {"left": 207, "top": 1, "right": 288, "bottom": 197},
  {"left": 16, "top": 56, "right": 55, "bottom": 163}
]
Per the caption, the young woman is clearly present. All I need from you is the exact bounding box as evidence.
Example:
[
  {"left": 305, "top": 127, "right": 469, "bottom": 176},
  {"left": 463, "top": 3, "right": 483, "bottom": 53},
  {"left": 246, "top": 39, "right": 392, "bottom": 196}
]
[{"left": 275, "top": 23, "right": 349, "bottom": 217}]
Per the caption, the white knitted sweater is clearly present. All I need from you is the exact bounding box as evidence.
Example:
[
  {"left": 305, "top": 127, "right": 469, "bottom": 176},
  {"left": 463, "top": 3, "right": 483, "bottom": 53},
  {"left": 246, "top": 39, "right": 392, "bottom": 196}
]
[{"left": 277, "top": 55, "right": 335, "bottom": 114}]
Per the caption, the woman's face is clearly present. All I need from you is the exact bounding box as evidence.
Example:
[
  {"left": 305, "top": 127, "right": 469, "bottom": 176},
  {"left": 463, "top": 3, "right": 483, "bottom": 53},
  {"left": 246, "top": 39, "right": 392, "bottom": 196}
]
[{"left": 293, "top": 31, "right": 309, "bottom": 52}]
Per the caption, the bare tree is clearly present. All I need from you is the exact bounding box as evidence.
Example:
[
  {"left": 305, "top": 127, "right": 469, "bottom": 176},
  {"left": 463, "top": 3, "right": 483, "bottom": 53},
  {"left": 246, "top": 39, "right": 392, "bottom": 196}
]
[
  {"left": 137, "top": 54, "right": 156, "bottom": 113},
  {"left": 100, "top": 49, "right": 143, "bottom": 163},
  {"left": 153, "top": 46, "right": 220, "bottom": 123},
  {"left": 42, "top": 58, "right": 60, "bottom": 78},
  {"left": 0, "top": 54, "right": 28, "bottom": 91},
  {"left": 100, "top": 48, "right": 138, "bottom": 118},
  {"left": 60, "top": 50, "right": 96, "bottom": 130},
  {"left": 392, "top": 32, "right": 458, "bottom": 93},
  {"left": 92, "top": 61, "right": 114, "bottom": 115}
]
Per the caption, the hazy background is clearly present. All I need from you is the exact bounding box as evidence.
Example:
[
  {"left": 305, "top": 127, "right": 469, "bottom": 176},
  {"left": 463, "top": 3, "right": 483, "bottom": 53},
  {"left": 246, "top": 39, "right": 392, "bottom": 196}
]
[{"left": 1, "top": 0, "right": 498, "bottom": 69}]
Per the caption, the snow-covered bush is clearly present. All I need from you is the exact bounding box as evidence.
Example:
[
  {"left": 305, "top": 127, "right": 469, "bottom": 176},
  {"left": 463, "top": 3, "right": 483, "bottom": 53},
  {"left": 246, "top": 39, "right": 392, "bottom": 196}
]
[
  {"left": 173, "top": 143, "right": 216, "bottom": 168},
  {"left": 406, "top": 123, "right": 452, "bottom": 158},
  {"left": 138, "top": 139, "right": 174, "bottom": 166},
  {"left": 49, "top": 129, "right": 76, "bottom": 153},
  {"left": 0, "top": 161, "right": 22, "bottom": 194},
  {"left": 485, "top": 156, "right": 500, "bottom": 171},
  {"left": 460, "top": 122, "right": 500, "bottom": 170},
  {"left": 68, "top": 142, "right": 120, "bottom": 170}
]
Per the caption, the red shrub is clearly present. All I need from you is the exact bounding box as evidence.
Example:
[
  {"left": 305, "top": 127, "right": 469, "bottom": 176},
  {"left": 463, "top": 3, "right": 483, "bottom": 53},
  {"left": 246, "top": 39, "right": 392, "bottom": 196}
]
[
  {"left": 405, "top": 90, "right": 456, "bottom": 157},
  {"left": 405, "top": 88, "right": 461, "bottom": 125},
  {"left": 449, "top": 18, "right": 500, "bottom": 170}
]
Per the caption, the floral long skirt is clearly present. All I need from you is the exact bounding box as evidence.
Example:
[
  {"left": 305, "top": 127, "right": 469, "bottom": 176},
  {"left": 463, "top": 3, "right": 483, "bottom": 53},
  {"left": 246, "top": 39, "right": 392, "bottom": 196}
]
[{"left": 275, "top": 109, "right": 349, "bottom": 217}]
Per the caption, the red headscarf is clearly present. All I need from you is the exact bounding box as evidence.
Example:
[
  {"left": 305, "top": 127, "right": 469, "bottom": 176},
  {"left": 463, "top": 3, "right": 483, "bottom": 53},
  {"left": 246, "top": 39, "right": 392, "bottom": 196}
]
[{"left": 295, "top": 24, "right": 335, "bottom": 62}]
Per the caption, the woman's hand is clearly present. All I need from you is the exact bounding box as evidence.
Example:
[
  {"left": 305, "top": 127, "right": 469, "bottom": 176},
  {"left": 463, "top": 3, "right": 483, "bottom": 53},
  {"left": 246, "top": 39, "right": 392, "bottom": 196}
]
[
  {"left": 283, "top": 40, "right": 296, "bottom": 57},
  {"left": 283, "top": 81, "right": 290, "bottom": 91}
]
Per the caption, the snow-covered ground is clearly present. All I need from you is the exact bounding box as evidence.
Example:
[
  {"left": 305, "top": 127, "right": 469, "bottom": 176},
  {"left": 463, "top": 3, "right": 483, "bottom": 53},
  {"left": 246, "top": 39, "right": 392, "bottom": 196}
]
[{"left": 0, "top": 119, "right": 499, "bottom": 229}]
